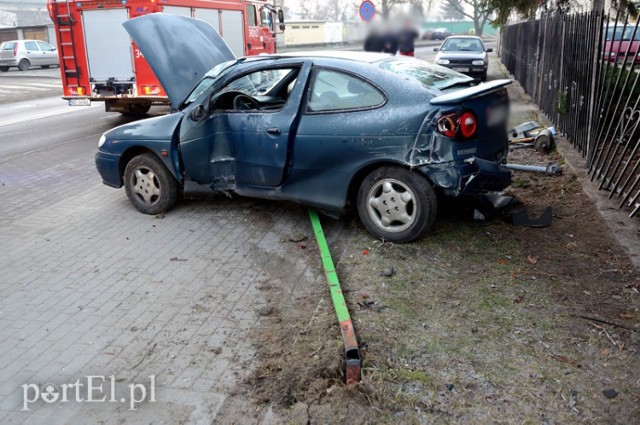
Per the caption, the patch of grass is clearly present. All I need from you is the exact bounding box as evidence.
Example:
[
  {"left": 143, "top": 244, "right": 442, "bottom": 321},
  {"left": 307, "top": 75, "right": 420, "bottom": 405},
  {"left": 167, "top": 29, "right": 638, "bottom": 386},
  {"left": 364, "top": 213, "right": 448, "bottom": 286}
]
[{"left": 512, "top": 177, "right": 531, "bottom": 188}]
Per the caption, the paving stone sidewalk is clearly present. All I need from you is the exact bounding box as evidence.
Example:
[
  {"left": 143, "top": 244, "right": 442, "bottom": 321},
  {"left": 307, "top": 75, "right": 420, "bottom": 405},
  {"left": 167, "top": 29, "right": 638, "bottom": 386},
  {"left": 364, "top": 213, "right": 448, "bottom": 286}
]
[{"left": 0, "top": 138, "right": 322, "bottom": 424}]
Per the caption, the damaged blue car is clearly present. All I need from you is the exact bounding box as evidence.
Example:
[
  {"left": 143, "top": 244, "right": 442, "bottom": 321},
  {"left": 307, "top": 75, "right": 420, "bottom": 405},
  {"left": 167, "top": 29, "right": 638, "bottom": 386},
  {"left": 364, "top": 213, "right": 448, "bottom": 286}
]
[{"left": 95, "top": 14, "right": 512, "bottom": 243}]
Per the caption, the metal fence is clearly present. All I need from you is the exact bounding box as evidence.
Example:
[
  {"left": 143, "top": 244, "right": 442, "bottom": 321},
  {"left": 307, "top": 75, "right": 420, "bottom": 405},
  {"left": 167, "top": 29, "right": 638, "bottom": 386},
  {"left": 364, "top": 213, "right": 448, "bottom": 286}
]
[{"left": 500, "top": 11, "right": 640, "bottom": 217}]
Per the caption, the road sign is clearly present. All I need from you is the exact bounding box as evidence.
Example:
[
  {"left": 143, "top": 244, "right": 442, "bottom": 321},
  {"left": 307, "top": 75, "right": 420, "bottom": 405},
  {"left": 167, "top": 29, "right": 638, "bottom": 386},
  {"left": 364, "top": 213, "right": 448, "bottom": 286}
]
[{"left": 359, "top": 1, "right": 375, "bottom": 22}]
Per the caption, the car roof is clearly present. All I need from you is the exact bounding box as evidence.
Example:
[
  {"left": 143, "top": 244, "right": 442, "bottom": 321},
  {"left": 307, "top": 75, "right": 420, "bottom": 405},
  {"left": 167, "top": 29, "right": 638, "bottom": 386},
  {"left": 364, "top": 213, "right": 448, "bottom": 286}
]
[
  {"left": 275, "top": 50, "right": 393, "bottom": 63},
  {"left": 444, "top": 36, "right": 483, "bottom": 41},
  {"left": 2, "top": 40, "right": 48, "bottom": 43}
]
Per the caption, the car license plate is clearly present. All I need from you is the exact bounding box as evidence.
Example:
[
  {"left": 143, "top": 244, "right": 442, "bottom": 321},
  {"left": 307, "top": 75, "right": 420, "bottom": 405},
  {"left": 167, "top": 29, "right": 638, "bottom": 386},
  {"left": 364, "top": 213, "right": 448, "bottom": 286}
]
[
  {"left": 68, "top": 98, "right": 91, "bottom": 106},
  {"left": 487, "top": 104, "right": 509, "bottom": 127},
  {"left": 453, "top": 67, "right": 469, "bottom": 72}
]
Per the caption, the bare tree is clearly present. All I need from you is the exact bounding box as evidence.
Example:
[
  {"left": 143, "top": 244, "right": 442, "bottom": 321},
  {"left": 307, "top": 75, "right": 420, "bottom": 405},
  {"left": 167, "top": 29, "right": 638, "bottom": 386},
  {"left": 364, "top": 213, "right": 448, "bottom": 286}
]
[
  {"left": 442, "top": 0, "right": 491, "bottom": 36},
  {"left": 440, "top": 0, "right": 466, "bottom": 21}
]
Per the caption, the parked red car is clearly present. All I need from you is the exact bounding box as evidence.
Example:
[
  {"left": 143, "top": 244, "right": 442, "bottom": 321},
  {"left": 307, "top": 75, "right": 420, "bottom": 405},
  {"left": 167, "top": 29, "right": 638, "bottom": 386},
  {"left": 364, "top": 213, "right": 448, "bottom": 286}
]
[{"left": 603, "top": 25, "right": 640, "bottom": 64}]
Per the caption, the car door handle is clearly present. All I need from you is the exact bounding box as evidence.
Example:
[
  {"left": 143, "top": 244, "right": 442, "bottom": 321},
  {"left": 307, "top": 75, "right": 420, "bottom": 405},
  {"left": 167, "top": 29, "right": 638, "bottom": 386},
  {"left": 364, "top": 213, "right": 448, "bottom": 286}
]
[{"left": 266, "top": 127, "right": 281, "bottom": 135}]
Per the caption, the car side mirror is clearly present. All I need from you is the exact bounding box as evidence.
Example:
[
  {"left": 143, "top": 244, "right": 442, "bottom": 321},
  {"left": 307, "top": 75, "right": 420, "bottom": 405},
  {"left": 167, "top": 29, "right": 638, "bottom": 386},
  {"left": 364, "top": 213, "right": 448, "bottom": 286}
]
[
  {"left": 278, "top": 10, "right": 284, "bottom": 23},
  {"left": 190, "top": 104, "right": 207, "bottom": 121},
  {"left": 486, "top": 48, "right": 493, "bottom": 53},
  {"left": 433, "top": 47, "right": 439, "bottom": 51}
]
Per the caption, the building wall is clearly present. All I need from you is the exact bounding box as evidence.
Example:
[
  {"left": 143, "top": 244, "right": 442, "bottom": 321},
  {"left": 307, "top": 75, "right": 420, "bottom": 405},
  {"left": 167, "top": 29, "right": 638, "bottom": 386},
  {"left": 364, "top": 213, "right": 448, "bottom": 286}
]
[{"left": 284, "top": 21, "right": 326, "bottom": 46}]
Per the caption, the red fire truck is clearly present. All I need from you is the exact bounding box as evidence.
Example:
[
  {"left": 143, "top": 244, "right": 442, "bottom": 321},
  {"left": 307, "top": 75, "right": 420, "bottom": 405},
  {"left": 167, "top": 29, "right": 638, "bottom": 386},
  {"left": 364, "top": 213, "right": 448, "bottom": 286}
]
[{"left": 46, "top": 0, "right": 284, "bottom": 115}]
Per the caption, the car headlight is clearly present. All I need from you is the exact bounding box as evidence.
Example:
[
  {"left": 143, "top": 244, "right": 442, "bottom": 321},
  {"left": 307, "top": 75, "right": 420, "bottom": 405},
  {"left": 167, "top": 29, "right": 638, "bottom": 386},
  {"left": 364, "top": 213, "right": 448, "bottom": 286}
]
[
  {"left": 437, "top": 59, "right": 450, "bottom": 65},
  {"left": 472, "top": 60, "right": 485, "bottom": 65},
  {"left": 98, "top": 134, "right": 106, "bottom": 148}
]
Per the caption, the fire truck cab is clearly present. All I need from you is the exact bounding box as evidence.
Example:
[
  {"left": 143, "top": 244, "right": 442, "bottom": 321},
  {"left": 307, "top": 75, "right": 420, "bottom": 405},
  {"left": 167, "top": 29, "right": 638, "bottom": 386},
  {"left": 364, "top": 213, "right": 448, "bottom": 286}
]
[{"left": 47, "top": 0, "right": 284, "bottom": 115}]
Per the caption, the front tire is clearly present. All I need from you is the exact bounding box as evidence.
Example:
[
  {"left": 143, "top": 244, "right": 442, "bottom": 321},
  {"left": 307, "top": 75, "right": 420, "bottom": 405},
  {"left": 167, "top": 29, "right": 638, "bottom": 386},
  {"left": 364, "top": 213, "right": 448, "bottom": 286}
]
[
  {"left": 124, "top": 153, "right": 179, "bottom": 215},
  {"left": 18, "top": 59, "right": 29, "bottom": 71},
  {"left": 357, "top": 166, "right": 437, "bottom": 243}
]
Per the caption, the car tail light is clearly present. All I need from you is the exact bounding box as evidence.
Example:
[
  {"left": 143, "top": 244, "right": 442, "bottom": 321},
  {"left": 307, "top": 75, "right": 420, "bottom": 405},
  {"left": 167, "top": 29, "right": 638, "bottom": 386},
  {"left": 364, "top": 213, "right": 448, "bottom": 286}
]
[
  {"left": 436, "top": 113, "right": 457, "bottom": 138},
  {"left": 436, "top": 111, "right": 478, "bottom": 140},
  {"left": 67, "top": 87, "right": 86, "bottom": 96},
  {"left": 13, "top": 43, "right": 17, "bottom": 57},
  {"left": 459, "top": 111, "right": 477, "bottom": 138},
  {"left": 141, "top": 85, "right": 160, "bottom": 95}
]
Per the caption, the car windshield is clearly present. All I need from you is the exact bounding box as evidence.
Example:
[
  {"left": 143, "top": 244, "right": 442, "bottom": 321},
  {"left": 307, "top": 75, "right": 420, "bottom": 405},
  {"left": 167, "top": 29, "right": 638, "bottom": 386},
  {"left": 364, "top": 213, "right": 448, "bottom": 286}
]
[
  {"left": 182, "top": 60, "right": 238, "bottom": 108},
  {"left": 379, "top": 58, "right": 474, "bottom": 90},
  {"left": 441, "top": 38, "right": 484, "bottom": 52}
]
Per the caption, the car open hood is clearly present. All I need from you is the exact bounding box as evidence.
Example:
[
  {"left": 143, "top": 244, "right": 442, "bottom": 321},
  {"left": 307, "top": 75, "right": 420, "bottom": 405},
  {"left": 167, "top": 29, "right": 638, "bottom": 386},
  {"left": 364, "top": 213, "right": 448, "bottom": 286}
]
[
  {"left": 123, "top": 13, "right": 235, "bottom": 109},
  {"left": 430, "top": 79, "right": 512, "bottom": 105}
]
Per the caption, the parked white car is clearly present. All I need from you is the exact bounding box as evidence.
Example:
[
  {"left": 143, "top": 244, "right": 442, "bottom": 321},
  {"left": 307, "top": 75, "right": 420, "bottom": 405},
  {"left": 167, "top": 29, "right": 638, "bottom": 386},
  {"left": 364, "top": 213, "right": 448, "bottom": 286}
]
[{"left": 0, "top": 40, "right": 60, "bottom": 72}]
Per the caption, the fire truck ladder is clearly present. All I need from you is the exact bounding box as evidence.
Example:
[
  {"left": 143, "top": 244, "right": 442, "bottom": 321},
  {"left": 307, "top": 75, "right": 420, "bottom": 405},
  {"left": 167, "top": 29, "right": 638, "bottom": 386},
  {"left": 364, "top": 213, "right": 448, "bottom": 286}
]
[{"left": 54, "top": 0, "right": 82, "bottom": 91}]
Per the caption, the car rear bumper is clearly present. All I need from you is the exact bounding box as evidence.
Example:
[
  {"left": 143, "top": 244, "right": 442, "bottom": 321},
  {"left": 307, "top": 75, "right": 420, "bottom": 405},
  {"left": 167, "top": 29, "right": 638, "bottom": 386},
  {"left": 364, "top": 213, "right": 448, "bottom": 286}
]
[
  {"left": 419, "top": 157, "right": 511, "bottom": 196},
  {"left": 95, "top": 151, "right": 123, "bottom": 188},
  {"left": 0, "top": 58, "right": 18, "bottom": 66},
  {"left": 461, "top": 157, "right": 512, "bottom": 193}
]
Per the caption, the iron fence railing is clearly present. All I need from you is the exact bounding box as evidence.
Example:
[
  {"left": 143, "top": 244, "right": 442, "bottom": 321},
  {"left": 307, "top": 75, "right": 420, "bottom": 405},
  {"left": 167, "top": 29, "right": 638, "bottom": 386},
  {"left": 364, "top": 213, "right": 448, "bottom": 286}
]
[{"left": 500, "top": 11, "right": 640, "bottom": 217}]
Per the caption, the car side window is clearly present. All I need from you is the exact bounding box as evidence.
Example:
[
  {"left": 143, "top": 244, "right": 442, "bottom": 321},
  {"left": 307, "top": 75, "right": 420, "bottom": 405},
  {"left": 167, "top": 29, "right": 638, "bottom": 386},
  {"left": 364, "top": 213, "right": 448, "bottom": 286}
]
[
  {"left": 36, "top": 42, "right": 54, "bottom": 51},
  {"left": 261, "top": 9, "right": 274, "bottom": 32},
  {"left": 307, "top": 69, "right": 385, "bottom": 113},
  {"left": 223, "top": 68, "right": 296, "bottom": 97},
  {"left": 25, "top": 41, "right": 38, "bottom": 51},
  {"left": 211, "top": 67, "right": 299, "bottom": 111}
]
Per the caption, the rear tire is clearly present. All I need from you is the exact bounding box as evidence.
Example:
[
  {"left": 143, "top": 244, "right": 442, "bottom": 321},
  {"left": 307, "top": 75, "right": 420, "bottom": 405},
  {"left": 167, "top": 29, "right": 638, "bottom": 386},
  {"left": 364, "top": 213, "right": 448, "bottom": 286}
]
[
  {"left": 41, "top": 65, "right": 50, "bottom": 69},
  {"left": 124, "top": 153, "right": 179, "bottom": 215},
  {"left": 357, "top": 166, "right": 437, "bottom": 243},
  {"left": 18, "top": 59, "right": 29, "bottom": 71}
]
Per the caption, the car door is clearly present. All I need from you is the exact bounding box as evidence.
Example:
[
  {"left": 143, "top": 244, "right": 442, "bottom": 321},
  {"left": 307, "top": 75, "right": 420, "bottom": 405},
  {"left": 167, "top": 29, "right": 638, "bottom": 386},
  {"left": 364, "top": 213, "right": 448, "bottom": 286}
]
[
  {"left": 178, "top": 62, "right": 311, "bottom": 187},
  {"left": 284, "top": 67, "right": 390, "bottom": 208},
  {"left": 36, "top": 41, "right": 58, "bottom": 66},
  {"left": 23, "top": 41, "right": 40, "bottom": 66}
]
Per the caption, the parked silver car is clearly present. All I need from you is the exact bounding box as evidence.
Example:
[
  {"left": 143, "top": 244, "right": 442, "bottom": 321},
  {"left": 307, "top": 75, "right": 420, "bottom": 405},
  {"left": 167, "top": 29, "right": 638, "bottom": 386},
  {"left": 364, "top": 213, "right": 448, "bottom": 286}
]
[
  {"left": 0, "top": 40, "right": 59, "bottom": 72},
  {"left": 433, "top": 36, "right": 492, "bottom": 81}
]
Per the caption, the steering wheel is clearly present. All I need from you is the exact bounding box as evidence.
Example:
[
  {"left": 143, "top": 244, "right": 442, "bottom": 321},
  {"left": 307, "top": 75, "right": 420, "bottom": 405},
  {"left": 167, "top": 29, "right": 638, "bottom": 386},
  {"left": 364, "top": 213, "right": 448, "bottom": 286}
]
[{"left": 233, "top": 94, "right": 260, "bottom": 111}]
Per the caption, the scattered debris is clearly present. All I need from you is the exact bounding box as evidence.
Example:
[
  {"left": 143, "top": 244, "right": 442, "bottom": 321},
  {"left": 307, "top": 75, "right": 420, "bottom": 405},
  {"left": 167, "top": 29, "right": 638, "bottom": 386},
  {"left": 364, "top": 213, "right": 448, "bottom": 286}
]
[
  {"left": 527, "top": 255, "right": 539, "bottom": 265},
  {"left": 288, "top": 233, "right": 307, "bottom": 243},
  {"left": 551, "top": 354, "right": 582, "bottom": 368},
  {"left": 362, "top": 249, "right": 369, "bottom": 255},
  {"left": 357, "top": 300, "right": 388, "bottom": 312},
  {"left": 508, "top": 121, "right": 557, "bottom": 153},
  {"left": 511, "top": 207, "right": 553, "bottom": 228},
  {"left": 170, "top": 257, "right": 188, "bottom": 262},
  {"left": 258, "top": 306, "right": 276, "bottom": 317},
  {"left": 504, "top": 162, "right": 562, "bottom": 176},
  {"left": 602, "top": 388, "right": 619, "bottom": 399},
  {"left": 379, "top": 266, "right": 394, "bottom": 277},
  {"left": 155, "top": 212, "right": 165, "bottom": 219}
]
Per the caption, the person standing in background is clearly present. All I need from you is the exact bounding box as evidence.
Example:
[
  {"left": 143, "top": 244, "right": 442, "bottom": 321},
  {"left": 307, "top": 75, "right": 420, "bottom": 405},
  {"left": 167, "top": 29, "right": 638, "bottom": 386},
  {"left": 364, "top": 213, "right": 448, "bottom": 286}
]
[{"left": 397, "top": 20, "right": 419, "bottom": 57}]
